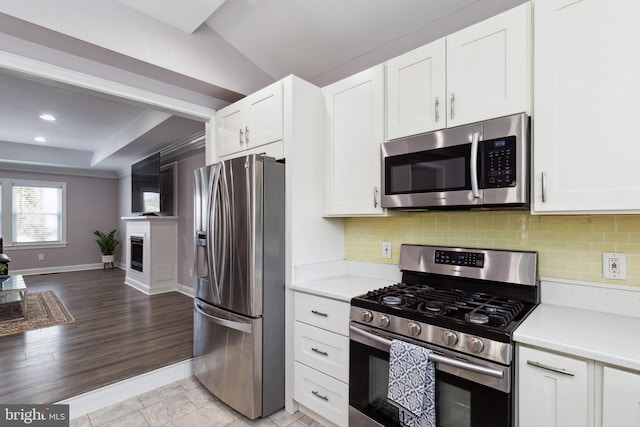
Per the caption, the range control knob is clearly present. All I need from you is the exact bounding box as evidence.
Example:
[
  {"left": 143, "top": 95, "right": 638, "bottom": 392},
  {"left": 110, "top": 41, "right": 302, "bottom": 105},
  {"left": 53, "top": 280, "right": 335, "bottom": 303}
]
[
  {"left": 361, "top": 310, "right": 373, "bottom": 323},
  {"left": 377, "top": 314, "right": 390, "bottom": 328},
  {"left": 407, "top": 322, "right": 422, "bottom": 336},
  {"left": 466, "top": 336, "right": 485, "bottom": 353},
  {"left": 442, "top": 330, "right": 458, "bottom": 346}
]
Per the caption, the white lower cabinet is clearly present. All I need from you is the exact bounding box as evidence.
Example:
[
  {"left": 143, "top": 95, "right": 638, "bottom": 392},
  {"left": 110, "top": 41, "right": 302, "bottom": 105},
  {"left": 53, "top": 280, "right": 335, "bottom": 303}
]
[
  {"left": 518, "top": 344, "right": 640, "bottom": 427},
  {"left": 602, "top": 366, "right": 640, "bottom": 427},
  {"left": 518, "top": 345, "right": 593, "bottom": 427},
  {"left": 293, "top": 291, "right": 351, "bottom": 426},
  {"left": 294, "top": 362, "right": 349, "bottom": 426},
  {"left": 294, "top": 322, "right": 349, "bottom": 383}
]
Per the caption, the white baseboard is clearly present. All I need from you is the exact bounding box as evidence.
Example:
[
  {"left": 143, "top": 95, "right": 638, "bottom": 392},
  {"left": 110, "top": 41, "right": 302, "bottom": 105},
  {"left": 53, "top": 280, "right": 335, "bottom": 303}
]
[
  {"left": 175, "top": 282, "right": 194, "bottom": 297},
  {"left": 57, "top": 359, "right": 194, "bottom": 420},
  {"left": 12, "top": 263, "right": 107, "bottom": 276}
]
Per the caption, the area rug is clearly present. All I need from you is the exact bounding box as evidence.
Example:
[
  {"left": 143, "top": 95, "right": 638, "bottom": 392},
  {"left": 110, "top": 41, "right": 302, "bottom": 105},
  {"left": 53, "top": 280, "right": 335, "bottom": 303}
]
[{"left": 0, "top": 291, "right": 74, "bottom": 336}]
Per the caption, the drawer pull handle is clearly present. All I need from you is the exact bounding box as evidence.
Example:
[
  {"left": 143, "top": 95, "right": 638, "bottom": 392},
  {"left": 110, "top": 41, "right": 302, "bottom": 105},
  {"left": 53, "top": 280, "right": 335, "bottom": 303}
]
[
  {"left": 527, "top": 360, "right": 575, "bottom": 377},
  {"left": 312, "top": 390, "right": 329, "bottom": 401},
  {"left": 311, "top": 310, "right": 328, "bottom": 317},
  {"left": 311, "top": 347, "right": 329, "bottom": 356}
]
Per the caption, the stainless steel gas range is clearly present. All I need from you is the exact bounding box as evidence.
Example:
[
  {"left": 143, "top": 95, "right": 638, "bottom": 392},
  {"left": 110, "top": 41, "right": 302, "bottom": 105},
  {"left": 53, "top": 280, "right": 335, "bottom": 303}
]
[{"left": 349, "top": 244, "right": 538, "bottom": 427}]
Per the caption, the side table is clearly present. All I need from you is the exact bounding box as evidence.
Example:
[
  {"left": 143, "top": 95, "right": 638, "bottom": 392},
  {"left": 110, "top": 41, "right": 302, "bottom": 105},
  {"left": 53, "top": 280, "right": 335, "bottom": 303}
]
[{"left": 0, "top": 275, "right": 27, "bottom": 323}]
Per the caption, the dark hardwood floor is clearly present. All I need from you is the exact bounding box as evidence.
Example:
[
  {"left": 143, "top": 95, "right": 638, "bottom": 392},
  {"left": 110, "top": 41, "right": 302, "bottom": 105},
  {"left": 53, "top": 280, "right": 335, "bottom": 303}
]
[{"left": 0, "top": 269, "right": 193, "bottom": 404}]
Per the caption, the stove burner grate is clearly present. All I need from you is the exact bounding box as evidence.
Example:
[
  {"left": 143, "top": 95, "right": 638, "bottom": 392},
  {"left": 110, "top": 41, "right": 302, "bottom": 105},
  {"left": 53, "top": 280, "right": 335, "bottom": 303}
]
[{"left": 360, "top": 282, "right": 527, "bottom": 330}]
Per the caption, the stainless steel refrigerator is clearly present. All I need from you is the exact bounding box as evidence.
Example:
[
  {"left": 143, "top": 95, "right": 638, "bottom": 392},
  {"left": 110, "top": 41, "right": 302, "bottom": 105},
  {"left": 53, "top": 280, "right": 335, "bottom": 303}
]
[{"left": 193, "top": 154, "right": 285, "bottom": 419}]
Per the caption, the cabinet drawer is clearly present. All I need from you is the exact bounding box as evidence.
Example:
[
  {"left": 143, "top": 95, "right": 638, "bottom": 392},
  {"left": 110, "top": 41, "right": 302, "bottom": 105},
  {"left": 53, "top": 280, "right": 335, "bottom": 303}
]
[
  {"left": 294, "top": 362, "right": 348, "bottom": 427},
  {"left": 294, "top": 292, "right": 350, "bottom": 335},
  {"left": 294, "top": 321, "right": 349, "bottom": 383}
]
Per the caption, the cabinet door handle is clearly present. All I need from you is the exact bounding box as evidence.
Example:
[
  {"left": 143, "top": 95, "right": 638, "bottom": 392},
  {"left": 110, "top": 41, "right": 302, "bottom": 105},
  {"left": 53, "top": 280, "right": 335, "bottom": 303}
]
[
  {"left": 312, "top": 390, "right": 329, "bottom": 401},
  {"left": 435, "top": 97, "right": 440, "bottom": 123},
  {"left": 527, "top": 360, "right": 575, "bottom": 377},
  {"left": 311, "top": 310, "right": 328, "bottom": 317},
  {"left": 239, "top": 128, "right": 244, "bottom": 145},
  {"left": 245, "top": 126, "right": 250, "bottom": 144},
  {"left": 450, "top": 93, "right": 455, "bottom": 119},
  {"left": 311, "top": 347, "right": 329, "bottom": 356},
  {"left": 373, "top": 186, "right": 379, "bottom": 208},
  {"left": 541, "top": 172, "right": 547, "bottom": 203}
]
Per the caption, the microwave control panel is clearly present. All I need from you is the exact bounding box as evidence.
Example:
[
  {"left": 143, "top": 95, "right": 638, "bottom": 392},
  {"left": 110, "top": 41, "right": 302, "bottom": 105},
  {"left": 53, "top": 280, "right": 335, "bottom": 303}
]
[{"left": 482, "top": 136, "right": 516, "bottom": 188}]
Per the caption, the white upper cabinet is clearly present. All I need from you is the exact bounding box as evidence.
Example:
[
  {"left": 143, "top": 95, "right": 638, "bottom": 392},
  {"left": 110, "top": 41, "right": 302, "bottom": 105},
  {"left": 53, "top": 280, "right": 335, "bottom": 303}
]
[
  {"left": 447, "top": 3, "right": 529, "bottom": 128},
  {"left": 533, "top": 0, "right": 640, "bottom": 213},
  {"left": 215, "top": 81, "right": 283, "bottom": 159},
  {"left": 386, "top": 38, "right": 446, "bottom": 139},
  {"left": 323, "top": 65, "right": 387, "bottom": 216},
  {"left": 386, "top": 3, "right": 530, "bottom": 140},
  {"left": 216, "top": 102, "right": 243, "bottom": 158}
]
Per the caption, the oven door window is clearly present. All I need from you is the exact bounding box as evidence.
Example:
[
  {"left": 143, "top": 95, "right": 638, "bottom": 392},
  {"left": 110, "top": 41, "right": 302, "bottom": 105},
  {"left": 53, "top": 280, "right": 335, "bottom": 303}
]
[
  {"left": 384, "top": 144, "right": 471, "bottom": 195},
  {"left": 349, "top": 340, "right": 511, "bottom": 427}
]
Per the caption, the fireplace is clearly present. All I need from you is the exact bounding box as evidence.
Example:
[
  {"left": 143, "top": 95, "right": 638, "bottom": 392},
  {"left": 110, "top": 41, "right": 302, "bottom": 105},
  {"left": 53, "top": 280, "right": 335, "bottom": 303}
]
[
  {"left": 130, "top": 235, "right": 144, "bottom": 272},
  {"left": 123, "top": 217, "right": 177, "bottom": 295}
]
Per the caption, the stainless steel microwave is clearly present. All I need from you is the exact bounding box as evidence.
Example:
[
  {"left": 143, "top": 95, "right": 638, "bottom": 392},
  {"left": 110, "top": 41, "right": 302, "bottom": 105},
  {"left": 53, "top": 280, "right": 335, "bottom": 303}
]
[{"left": 381, "top": 113, "right": 530, "bottom": 210}]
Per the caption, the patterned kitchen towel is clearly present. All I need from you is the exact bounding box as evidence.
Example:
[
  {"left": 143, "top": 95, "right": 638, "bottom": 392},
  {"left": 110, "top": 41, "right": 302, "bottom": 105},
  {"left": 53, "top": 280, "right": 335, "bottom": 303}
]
[{"left": 387, "top": 339, "right": 435, "bottom": 427}]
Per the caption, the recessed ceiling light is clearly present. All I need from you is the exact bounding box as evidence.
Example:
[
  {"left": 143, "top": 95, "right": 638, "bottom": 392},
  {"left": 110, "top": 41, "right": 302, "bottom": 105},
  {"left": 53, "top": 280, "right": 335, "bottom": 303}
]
[
  {"left": 34, "top": 136, "right": 47, "bottom": 143},
  {"left": 39, "top": 114, "right": 56, "bottom": 122}
]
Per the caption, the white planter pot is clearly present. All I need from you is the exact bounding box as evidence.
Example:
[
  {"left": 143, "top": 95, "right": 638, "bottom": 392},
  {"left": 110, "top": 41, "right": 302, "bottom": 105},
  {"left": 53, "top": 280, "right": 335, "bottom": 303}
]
[
  {"left": 101, "top": 254, "right": 115, "bottom": 268},
  {"left": 101, "top": 255, "right": 115, "bottom": 263}
]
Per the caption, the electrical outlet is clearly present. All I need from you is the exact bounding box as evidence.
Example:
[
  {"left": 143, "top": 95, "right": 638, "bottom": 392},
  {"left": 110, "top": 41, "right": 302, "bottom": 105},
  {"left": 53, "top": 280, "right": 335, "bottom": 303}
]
[
  {"left": 38, "top": 253, "right": 44, "bottom": 261},
  {"left": 603, "top": 252, "right": 627, "bottom": 279},
  {"left": 188, "top": 268, "right": 193, "bottom": 278},
  {"left": 382, "top": 241, "right": 392, "bottom": 259}
]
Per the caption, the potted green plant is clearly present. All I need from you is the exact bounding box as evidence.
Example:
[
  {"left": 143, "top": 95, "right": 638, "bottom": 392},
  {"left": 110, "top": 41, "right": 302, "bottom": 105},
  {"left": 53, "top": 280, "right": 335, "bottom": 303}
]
[{"left": 94, "top": 229, "right": 120, "bottom": 268}]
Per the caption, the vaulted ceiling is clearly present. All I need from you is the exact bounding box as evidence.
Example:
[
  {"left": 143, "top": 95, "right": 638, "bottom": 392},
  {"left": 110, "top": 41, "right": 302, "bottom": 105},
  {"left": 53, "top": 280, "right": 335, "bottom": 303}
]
[{"left": 0, "top": 0, "right": 525, "bottom": 176}]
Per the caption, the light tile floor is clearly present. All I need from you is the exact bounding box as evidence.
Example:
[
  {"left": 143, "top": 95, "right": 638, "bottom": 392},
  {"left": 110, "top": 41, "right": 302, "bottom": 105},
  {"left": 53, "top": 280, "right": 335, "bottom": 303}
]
[{"left": 70, "top": 377, "right": 325, "bottom": 427}]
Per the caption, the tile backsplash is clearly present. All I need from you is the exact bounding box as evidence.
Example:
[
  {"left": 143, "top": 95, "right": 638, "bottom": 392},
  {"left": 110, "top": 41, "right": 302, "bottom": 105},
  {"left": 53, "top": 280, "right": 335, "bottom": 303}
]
[{"left": 345, "top": 212, "right": 640, "bottom": 286}]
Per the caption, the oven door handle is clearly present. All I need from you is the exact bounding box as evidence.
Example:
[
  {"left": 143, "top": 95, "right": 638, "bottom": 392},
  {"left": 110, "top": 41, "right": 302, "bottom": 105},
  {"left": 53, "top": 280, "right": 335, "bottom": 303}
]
[{"left": 350, "top": 325, "right": 504, "bottom": 379}]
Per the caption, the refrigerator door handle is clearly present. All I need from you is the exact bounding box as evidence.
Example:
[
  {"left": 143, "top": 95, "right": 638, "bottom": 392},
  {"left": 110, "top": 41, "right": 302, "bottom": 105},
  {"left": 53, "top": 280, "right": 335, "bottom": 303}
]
[
  {"left": 219, "top": 167, "right": 231, "bottom": 295},
  {"left": 194, "top": 301, "right": 253, "bottom": 334},
  {"left": 207, "top": 163, "right": 223, "bottom": 304}
]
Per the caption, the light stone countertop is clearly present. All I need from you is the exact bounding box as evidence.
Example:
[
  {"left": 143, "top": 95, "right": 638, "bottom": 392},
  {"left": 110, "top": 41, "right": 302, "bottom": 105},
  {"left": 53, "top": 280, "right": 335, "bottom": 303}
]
[
  {"left": 514, "top": 303, "right": 640, "bottom": 371},
  {"left": 289, "top": 275, "right": 394, "bottom": 302}
]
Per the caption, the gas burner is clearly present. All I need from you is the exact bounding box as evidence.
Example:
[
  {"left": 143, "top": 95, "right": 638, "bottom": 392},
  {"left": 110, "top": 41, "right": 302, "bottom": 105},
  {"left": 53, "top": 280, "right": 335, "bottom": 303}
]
[
  {"left": 421, "top": 301, "right": 444, "bottom": 313},
  {"left": 381, "top": 296, "right": 403, "bottom": 306},
  {"left": 467, "top": 312, "right": 490, "bottom": 325}
]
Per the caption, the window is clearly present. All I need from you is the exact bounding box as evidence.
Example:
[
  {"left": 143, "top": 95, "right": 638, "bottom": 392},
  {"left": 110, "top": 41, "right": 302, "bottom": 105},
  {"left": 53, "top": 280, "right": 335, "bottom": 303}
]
[{"left": 0, "top": 179, "right": 67, "bottom": 247}]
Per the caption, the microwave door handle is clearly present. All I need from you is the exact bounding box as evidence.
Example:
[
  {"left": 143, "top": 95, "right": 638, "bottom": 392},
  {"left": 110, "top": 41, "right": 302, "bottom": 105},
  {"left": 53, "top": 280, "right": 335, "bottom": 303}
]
[{"left": 470, "top": 132, "right": 480, "bottom": 198}]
